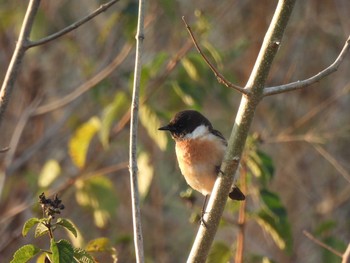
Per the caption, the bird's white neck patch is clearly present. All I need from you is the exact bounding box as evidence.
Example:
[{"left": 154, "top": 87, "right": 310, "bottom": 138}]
[{"left": 184, "top": 124, "right": 209, "bottom": 139}]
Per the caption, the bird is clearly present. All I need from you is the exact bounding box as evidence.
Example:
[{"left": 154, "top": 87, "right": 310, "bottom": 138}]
[{"left": 158, "top": 110, "right": 245, "bottom": 208}]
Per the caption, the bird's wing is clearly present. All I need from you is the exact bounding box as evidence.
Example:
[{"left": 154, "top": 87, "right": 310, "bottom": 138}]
[{"left": 211, "top": 129, "right": 228, "bottom": 146}]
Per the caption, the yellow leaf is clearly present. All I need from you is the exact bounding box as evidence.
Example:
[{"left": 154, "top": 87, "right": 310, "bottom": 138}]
[
  {"left": 137, "top": 152, "right": 154, "bottom": 200},
  {"left": 69, "top": 117, "right": 101, "bottom": 169},
  {"left": 38, "top": 159, "right": 61, "bottom": 188},
  {"left": 139, "top": 106, "right": 167, "bottom": 151}
]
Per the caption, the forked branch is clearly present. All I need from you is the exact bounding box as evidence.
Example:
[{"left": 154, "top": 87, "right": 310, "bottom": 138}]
[
  {"left": 264, "top": 35, "right": 350, "bottom": 96},
  {"left": 182, "top": 16, "right": 249, "bottom": 95}
]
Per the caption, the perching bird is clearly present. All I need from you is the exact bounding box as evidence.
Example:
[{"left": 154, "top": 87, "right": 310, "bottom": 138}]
[{"left": 159, "top": 110, "right": 245, "bottom": 204}]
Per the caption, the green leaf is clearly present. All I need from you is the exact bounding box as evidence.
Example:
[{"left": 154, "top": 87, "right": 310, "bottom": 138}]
[
  {"left": 255, "top": 189, "right": 292, "bottom": 254},
  {"left": 139, "top": 105, "right": 168, "bottom": 151},
  {"left": 56, "top": 218, "right": 78, "bottom": 238},
  {"left": 69, "top": 117, "right": 101, "bottom": 169},
  {"left": 75, "top": 176, "right": 117, "bottom": 228},
  {"left": 207, "top": 242, "right": 232, "bottom": 263},
  {"left": 137, "top": 151, "right": 154, "bottom": 200},
  {"left": 10, "top": 244, "right": 40, "bottom": 263},
  {"left": 38, "top": 159, "right": 61, "bottom": 188},
  {"left": 51, "top": 239, "right": 74, "bottom": 263},
  {"left": 247, "top": 150, "right": 274, "bottom": 186},
  {"left": 35, "top": 222, "right": 49, "bottom": 238},
  {"left": 22, "top": 217, "right": 41, "bottom": 237},
  {"left": 99, "top": 92, "right": 129, "bottom": 148},
  {"left": 73, "top": 248, "right": 95, "bottom": 263}
]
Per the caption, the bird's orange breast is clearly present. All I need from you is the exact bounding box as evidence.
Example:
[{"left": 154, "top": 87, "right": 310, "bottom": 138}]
[{"left": 175, "top": 137, "right": 226, "bottom": 195}]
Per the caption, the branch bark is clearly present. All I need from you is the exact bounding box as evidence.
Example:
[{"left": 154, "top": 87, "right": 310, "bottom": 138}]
[
  {"left": 0, "top": 0, "right": 41, "bottom": 126},
  {"left": 263, "top": 35, "right": 350, "bottom": 96},
  {"left": 128, "top": 0, "right": 146, "bottom": 262},
  {"left": 187, "top": 1, "right": 296, "bottom": 262}
]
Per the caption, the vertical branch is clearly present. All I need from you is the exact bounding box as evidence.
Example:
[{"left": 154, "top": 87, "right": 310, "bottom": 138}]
[
  {"left": 128, "top": 0, "right": 146, "bottom": 262},
  {"left": 187, "top": 0, "right": 296, "bottom": 262},
  {"left": 234, "top": 165, "right": 247, "bottom": 263},
  {"left": 0, "top": 0, "right": 41, "bottom": 126}
]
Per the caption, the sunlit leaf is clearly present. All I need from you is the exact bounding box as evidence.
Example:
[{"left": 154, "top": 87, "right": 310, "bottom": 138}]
[
  {"left": 139, "top": 105, "right": 168, "bottom": 151},
  {"left": 137, "top": 151, "right": 154, "bottom": 200},
  {"left": 56, "top": 218, "right": 78, "bottom": 238},
  {"left": 69, "top": 117, "right": 101, "bottom": 169},
  {"left": 182, "top": 57, "right": 199, "bottom": 81},
  {"left": 207, "top": 242, "right": 232, "bottom": 263},
  {"left": 38, "top": 159, "right": 61, "bottom": 188},
  {"left": 255, "top": 189, "right": 292, "bottom": 254},
  {"left": 172, "top": 81, "right": 196, "bottom": 107},
  {"left": 35, "top": 222, "right": 49, "bottom": 238},
  {"left": 100, "top": 92, "right": 128, "bottom": 148},
  {"left": 75, "top": 176, "right": 117, "bottom": 228},
  {"left": 22, "top": 218, "right": 41, "bottom": 237},
  {"left": 51, "top": 239, "right": 74, "bottom": 263},
  {"left": 73, "top": 248, "right": 95, "bottom": 263},
  {"left": 10, "top": 244, "right": 40, "bottom": 263},
  {"left": 86, "top": 237, "right": 111, "bottom": 252}
]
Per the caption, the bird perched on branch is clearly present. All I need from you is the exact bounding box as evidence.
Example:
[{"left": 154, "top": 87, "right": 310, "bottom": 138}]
[{"left": 159, "top": 110, "right": 245, "bottom": 209}]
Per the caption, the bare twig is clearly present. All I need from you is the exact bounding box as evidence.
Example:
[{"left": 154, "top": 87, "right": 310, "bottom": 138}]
[
  {"left": 264, "top": 35, "right": 350, "bottom": 96},
  {"left": 113, "top": 40, "right": 193, "bottom": 135},
  {"left": 181, "top": 16, "right": 249, "bottom": 95},
  {"left": 312, "top": 144, "right": 350, "bottom": 184},
  {"left": 303, "top": 230, "right": 343, "bottom": 258},
  {"left": 0, "top": 0, "right": 41, "bottom": 125},
  {"left": 129, "top": 0, "right": 146, "bottom": 262},
  {"left": 33, "top": 43, "right": 132, "bottom": 115},
  {"left": 234, "top": 165, "right": 247, "bottom": 263},
  {"left": 0, "top": 147, "right": 10, "bottom": 153},
  {"left": 26, "top": 0, "right": 120, "bottom": 48},
  {"left": 280, "top": 83, "right": 350, "bottom": 135}
]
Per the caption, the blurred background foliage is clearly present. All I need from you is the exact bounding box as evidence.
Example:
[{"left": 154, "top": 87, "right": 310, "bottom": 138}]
[{"left": 0, "top": 0, "right": 349, "bottom": 262}]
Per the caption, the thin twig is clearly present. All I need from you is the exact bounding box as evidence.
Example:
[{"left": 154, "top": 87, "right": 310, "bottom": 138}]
[
  {"left": 234, "top": 165, "right": 247, "bottom": 263},
  {"left": 312, "top": 144, "right": 350, "bottom": 184},
  {"left": 303, "top": 230, "right": 343, "bottom": 258},
  {"left": 33, "top": 43, "right": 132, "bottom": 115},
  {"left": 129, "top": 0, "right": 146, "bottom": 262},
  {"left": 264, "top": 35, "right": 350, "bottom": 96},
  {"left": 0, "top": 0, "right": 41, "bottom": 126},
  {"left": 181, "top": 16, "right": 249, "bottom": 95},
  {"left": 113, "top": 40, "right": 193, "bottom": 135},
  {"left": 0, "top": 147, "right": 10, "bottom": 153},
  {"left": 26, "top": 0, "right": 120, "bottom": 48}
]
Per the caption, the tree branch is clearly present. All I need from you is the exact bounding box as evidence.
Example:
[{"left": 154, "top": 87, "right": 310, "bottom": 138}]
[
  {"left": 129, "top": 0, "right": 146, "bottom": 262},
  {"left": 0, "top": 0, "right": 41, "bottom": 126},
  {"left": 26, "top": 0, "right": 120, "bottom": 48},
  {"left": 303, "top": 230, "right": 343, "bottom": 258},
  {"left": 33, "top": 43, "right": 132, "bottom": 115},
  {"left": 264, "top": 35, "right": 350, "bottom": 96},
  {"left": 181, "top": 16, "right": 249, "bottom": 95},
  {"left": 187, "top": 1, "right": 296, "bottom": 262}
]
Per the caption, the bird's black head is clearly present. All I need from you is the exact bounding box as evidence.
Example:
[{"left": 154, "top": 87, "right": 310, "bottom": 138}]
[{"left": 158, "top": 110, "right": 212, "bottom": 140}]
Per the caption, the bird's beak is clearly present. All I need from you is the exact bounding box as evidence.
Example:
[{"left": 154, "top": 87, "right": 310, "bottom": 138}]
[{"left": 158, "top": 125, "right": 171, "bottom": 131}]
